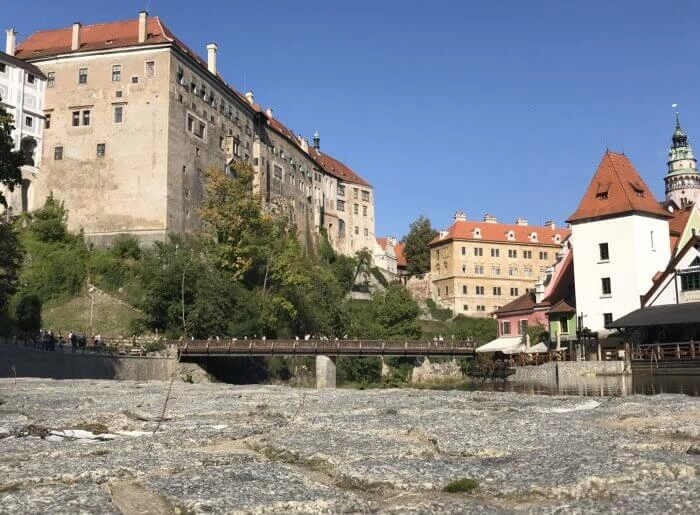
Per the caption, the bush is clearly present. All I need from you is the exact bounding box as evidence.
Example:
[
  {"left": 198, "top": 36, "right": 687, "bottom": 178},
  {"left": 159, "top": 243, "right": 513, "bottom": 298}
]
[
  {"left": 426, "top": 298, "right": 453, "bottom": 321},
  {"left": 88, "top": 250, "right": 127, "bottom": 291},
  {"left": 337, "top": 357, "right": 382, "bottom": 385},
  {"left": 110, "top": 235, "right": 142, "bottom": 260},
  {"left": 443, "top": 478, "right": 479, "bottom": 493},
  {"left": 14, "top": 293, "right": 42, "bottom": 333},
  {"left": 143, "top": 340, "right": 167, "bottom": 353}
]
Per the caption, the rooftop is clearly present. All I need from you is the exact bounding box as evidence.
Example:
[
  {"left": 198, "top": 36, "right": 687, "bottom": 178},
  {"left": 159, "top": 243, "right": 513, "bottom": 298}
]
[{"left": 429, "top": 220, "right": 569, "bottom": 247}]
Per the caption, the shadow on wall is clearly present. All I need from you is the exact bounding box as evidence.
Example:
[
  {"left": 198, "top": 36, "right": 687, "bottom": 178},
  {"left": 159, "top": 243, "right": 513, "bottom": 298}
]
[{"left": 0, "top": 344, "right": 176, "bottom": 381}]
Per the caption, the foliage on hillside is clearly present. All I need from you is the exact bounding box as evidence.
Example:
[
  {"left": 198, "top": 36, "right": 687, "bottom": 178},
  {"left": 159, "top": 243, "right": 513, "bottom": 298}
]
[{"left": 0, "top": 97, "right": 24, "bottom": 207}]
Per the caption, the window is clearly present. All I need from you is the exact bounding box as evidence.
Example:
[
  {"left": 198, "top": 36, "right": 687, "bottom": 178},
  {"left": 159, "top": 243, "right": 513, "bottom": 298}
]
[
  {"left": 131, "top": 76, "right": 139, "bottom": 84},
  {"left": 338, "top": 219, "right": 345, "bottom": 238},
  {"left": 353, "top": 204, "right": 359, "bottom": 214},
  {"left": 474, "top": 247, "right": 483, "bottom": 256},
  {"left": 110, "top": 105, "right": 123, "bottom": 123},
  {"left": 461, "top": 246, "right": 466, "bottom": 256},
  {"left": 518, "top": 319, "right": 528, "bottom": 334},
  {"left": 0, "top": 63, "right": 5, "bottom": 74},
  {"left": 539, "top": 251, "right": 548, "bottom": 260},
  {"left": 337, "top": 184, "right": 345, "bottom": 196},
  {"left": 599, "top": 243, "right": 609, "bottom": 261},
  {"left": 650, "top": 230, "right": 655, "bottom": 250},
  {"left": 273, "top": 164, "right": 282, "bottom": 179},
  {"left": 219, "top": 136, "right": 225, "bottom": 151},
  {"left": 603, "top": 313, "right": 613, "bottom": 328},
  {"left": 82, "top": 110, "right": 90, "bottom": 126},
  {"left": 54, "top": 146, "right": 63, "bottom": 160},
  {"left": 27, "top": 73, "right": 36, "bottom": 84},
  {"left": 45, "top": 114, "right": 51, "bottom": 129},
  {"left": 363, "top": 205, "right": 367, "bottom": 217},
  {"left": 508, "top": 249, "right": 517, "bottom": 258},
  {"left": 476, "top": 305, "right": 486, "bottom": 312},
  {"left": 508, "top": 266, "right": 518, "bottom": 277},
  {"left": 491, "top": 248, "right": 500, "bottom": 257},
  {"left": 445, "top": 286, "right": 449, "bottom": 295},
  {"left": 361, "top": 190, "right": 370, "bottom": 201},
  {"left": 462, "top": 264, "right": 467, "bottom": 273},
  {"left": 524, "top": 266, "right": 533, "bottom": 277},
  {"left": 364, "top": 228, "right": 368, "bottom": 237},
  {"left": 510, "top": 287, "right": 519, "bottom": 296},
  {"left": 112, "top": 65, "right": 121, "bottom": 82},
  {"left": 353, "top": 226, "right": 359, "bottom": 235},
  {"left": 24, "top": 116, "right": 32, "bottom": 128},
  {"left": 337, "top": 200, "right": 345, "bottom": 211},
  {"left": 601, "top": 277, "right": 611, "bottom": 296},
  {"left": 463, "top": 305, "right": 469, "bottom": 311},
  {"left": 190, "top": 81, "right": 197, "bottom": 94},
  {"left": 523, "top": 250, "right": 532, "bottom": 259},
  {"left": 145, "top": 61, "right": 155, "bottom": 78},
  {"left": 96, "top": 143, "right": 105, "bottom": 157},
  {"left": 493, "top": 287, "right": 502, "bottom": 296},
  {"left": 681, "top": 272, "right": 700, "bottom": 291},
  {"left": 502, "top": 321, "right": 511, "bottom": 335},
  {"left": 474, "top": 264, "right": 484, "bottom": 274},
  {"left": 560, "top": 316, "right": 569, "bottom": 333},
  {"left": 476, "top": 286, "right": 484, "bottom": 295},
  {"left": 47, "top": 72, "right": 55, "bottom": 87},
  {"left": 177, "top": 65, "right": 185, "bottom": 84},
  {"left": 462, "top": 285, "right": 467, "bottom": 294},
  {"left": 186, "top": 112, "right": 207, "bottom": 140},
  {"left": 492, "top": 265, "right": 501, "bottom": 276},
  {"left": 78, "top": 68, "right": 88, "bottom": 84}
]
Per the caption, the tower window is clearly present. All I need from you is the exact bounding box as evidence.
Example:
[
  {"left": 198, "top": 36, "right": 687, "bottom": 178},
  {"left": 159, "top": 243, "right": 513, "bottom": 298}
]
[
  {"left": 599, "top": 243, "right": 609, "bottom": 261},
  {"left": 601, "top": 277, "right": 611, "bottom": 296}
]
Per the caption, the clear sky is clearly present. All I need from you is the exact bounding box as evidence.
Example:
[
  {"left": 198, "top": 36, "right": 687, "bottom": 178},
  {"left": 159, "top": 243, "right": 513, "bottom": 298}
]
[{"left": 9, "top": 0, "right": 698, "bottom": 237}]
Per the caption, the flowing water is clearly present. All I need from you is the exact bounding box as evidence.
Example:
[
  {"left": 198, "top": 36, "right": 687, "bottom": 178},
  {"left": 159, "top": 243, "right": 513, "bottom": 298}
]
[{"left": 465, "top": 374, "right": 700, "bottom": 396}]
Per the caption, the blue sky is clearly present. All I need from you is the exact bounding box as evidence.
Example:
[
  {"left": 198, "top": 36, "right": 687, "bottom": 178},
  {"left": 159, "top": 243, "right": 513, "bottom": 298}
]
[{"left": 9, "top": 1, "right": 697, "bottom": 236}]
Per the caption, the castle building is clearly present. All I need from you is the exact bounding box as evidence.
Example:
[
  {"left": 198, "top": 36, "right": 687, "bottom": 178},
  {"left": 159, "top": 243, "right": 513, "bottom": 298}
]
[
  {"left": 567, "top": 151, "right": 672, "bottom": 334},
  {"left": 0, "top": 30, "right": 46, "bottom": 214},
  {"left": 10, "top": 12, "right": 374, "bottom": 254},
  {"left": 429, "top": 212, "right": 569, "bottom": 317},
  {"left": 664, "top": 113, "right": 700, "bottom": 208}
]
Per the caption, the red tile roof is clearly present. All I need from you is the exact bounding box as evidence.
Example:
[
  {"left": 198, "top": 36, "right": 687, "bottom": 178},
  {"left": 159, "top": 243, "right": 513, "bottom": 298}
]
[
  {"left": 308, "top": 147, "right": 370, "bottom": 187},
  {"left": 376, "top": 237, "right": 388, "bottom": 250},
  {"left": 567, "top": 152, "right": 672, "bottom": 223},
  {"left": 668, "top": 204, "right": 693, "bottom": 235},
  {"left": 394, "top": 243, "right": 407, "bottom": 268},
  {"left": 547, "top": 296, "right": 576, "bottom": 315},
  {"left": 16, "top": 17, "right": 173, "bottom": 59},
  {"left": 429, "top": 220, "right": 569, "bottom": 247}
]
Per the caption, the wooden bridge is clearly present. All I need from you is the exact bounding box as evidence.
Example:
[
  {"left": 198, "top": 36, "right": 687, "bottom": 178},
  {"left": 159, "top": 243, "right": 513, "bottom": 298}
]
[{"left": 177, "top": 339, "right": 477, "bottom": 358}]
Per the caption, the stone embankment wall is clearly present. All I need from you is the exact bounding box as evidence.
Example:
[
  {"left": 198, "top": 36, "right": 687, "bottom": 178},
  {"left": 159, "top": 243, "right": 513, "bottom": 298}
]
[
  {"left": 0, "top": 344, "right": 181, "bottom": 381},
  {"left": 508, "top": 361, "right": 629, "bottom": 383},
  {"left": 411, "top": 358, "right": 463, "bottom": 383}
]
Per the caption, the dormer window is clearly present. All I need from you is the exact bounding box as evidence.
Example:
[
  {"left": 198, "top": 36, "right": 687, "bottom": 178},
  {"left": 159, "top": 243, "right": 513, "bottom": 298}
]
[
  {"left": 473, "top": 227, "right": 482, "bottom": 238},
  {"left": 596, "top": 181, "right": 610, "bottom": 200},
  {"left": 506, "top": 230, "right": 515, "bottom": 241},
  {"left": 553, "top": 234, "right": 561, "bottom": 243},
  {"left": 530, "top": 232, "right": 538, "bottom": 242}
]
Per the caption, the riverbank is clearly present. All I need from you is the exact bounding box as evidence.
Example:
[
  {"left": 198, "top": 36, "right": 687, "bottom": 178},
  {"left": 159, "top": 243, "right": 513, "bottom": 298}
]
[{"left": 1, "top": 380, "right": 698, "bottom": 513}]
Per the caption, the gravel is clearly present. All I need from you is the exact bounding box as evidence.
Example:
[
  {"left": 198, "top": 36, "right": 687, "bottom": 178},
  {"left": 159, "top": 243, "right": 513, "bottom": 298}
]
[{"left": 0, "top": 379, "right": 698, "bottom": 514}]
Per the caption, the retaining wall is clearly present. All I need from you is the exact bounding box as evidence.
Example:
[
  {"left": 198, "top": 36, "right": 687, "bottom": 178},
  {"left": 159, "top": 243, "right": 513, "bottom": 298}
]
[
  {"left": 0, "top": 344, "right": 178, "bottom": 381},
  {"left": 508, "top": 361, "right": 628, "bottom": 383}
]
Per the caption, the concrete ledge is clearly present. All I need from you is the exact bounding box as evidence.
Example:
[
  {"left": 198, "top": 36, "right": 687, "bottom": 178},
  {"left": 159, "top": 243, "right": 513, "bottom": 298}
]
[{"left": 508, "top": 361, "right": 629, "bottom": 383}]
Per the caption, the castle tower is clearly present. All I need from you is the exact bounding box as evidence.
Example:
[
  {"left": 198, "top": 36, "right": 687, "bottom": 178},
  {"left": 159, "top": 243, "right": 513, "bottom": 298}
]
[{"left": 665, "top": 113, "right": 700, "bottom": 207}]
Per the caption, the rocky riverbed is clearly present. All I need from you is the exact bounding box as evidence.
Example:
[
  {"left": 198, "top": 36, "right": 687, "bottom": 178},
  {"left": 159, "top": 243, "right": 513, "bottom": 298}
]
[{"left": 0, "top": 379, "right": 698, "bottom": 514}]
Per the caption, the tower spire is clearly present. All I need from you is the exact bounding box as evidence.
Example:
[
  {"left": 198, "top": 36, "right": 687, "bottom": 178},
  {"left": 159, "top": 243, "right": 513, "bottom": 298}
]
[{"left": 665, "top": 109, "right": 700, "bottom": 207}]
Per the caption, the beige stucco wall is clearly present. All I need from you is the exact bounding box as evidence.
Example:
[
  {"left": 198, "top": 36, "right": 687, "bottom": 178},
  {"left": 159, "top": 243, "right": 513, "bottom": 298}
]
[
  {"left": 431, "top": 239, "right": 560, "bottom": 317},
  {"left": 34, "top": 47, "right": 172, "bottom": 241}
]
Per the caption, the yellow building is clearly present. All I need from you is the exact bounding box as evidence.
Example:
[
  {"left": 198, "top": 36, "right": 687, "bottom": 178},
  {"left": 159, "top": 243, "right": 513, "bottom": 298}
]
[{"left": 429, "top": 212, "right": 570, "bottom": 317}]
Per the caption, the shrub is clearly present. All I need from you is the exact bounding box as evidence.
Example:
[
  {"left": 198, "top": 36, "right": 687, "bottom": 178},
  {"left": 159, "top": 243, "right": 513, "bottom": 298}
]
[
  {"left": 426, "top": 298, "right": 453, "bottom": 321},
  {"left": 88, "top": 250, "right": 127, "bottom": 291},
  {"left": 110, "top": 235, "right": 142, "bottom": 260},
  {"left": 443, "top": 478, "right": 479, "bottom": 493},
  {"left": 14, "top": 293, "right": 42, "bottom": 333},
  {"left": 337, "top": 357, "right": 382, "bottom": 384},
  {"left": 143, "top": 340, "right": 167, "bottom": 353}
]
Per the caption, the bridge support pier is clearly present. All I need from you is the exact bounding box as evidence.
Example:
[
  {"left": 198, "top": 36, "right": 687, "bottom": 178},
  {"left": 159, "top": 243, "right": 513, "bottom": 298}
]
[{"left": 316, "top": 355, "right": 336, "bottom": 389}]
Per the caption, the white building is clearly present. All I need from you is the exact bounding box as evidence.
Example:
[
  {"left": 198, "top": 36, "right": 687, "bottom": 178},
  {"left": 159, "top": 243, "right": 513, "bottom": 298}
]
[
  {"left": 374, "top": 237, "right": 399, "bottom": 278},
  {"left": 0, "top": 29, "right": 46, "bottom": 214},
  {"left": 567, "top": 151, "right": 672, "bottom": 335},
  {"left": 641, "top": 236, "right": 700, "bottom": 307}
]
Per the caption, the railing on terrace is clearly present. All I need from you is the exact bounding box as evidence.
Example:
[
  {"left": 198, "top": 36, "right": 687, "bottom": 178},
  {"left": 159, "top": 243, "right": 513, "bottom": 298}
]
[{"left": 632, "top": 342, "right": 699, "bottom": 361}]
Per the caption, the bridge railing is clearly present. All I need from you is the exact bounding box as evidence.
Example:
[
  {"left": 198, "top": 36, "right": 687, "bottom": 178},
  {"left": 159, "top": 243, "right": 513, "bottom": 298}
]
[{"left": 177, "top": 339, "right": 476, "bottom": 356}]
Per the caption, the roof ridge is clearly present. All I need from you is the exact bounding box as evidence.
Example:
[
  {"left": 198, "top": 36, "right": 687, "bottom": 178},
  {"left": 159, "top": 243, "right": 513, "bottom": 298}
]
[
  {"left": 154, "top": 17, "right": 173, "bottom": 43},
  {"left": 607, "top": 152, "right": 634, "bottom": 210}
]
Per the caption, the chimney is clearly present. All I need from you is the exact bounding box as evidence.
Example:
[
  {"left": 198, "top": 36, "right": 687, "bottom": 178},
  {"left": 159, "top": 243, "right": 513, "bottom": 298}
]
[
  {"left": 545, "top": 220, "right": 556, "bottom": 230},
  {"left": 483, "top": 213, "right": 498, "bottom": 224},
  {"left": 439, "top": 230, "right": 448, "bottom": 239},
  {"left": 313, "top": 130, "right": 320, "bottom": 150},
  {"left": 264, "top": 108, "right": 273, "bottom": 119},
  {"left": 454, "top": 211, "right": 467, "bottom": 222},
  {"left": 138, "top": 11, "right": 148, "bottom": 44},
  {"left": 515, "top": 217, "right": 528, "bottom": 226},
  {"left": 5, "top": 29, "right": 16, "bottom": 56},
  {"left": 206, "top": 43, "right": 218, "bottom": 75},
  {"left": 245, "top": 90, "right": 254, "bottom": 105},
  {"left": 71, "top": 22, "right": 81, "bottom": 51},
  {"left": 299, "top": 137, "right": 309, "bottom": 153}
]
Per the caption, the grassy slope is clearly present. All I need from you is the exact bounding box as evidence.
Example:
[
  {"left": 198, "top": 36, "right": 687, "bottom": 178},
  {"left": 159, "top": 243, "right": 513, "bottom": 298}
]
[{"left": 41, "top": 290, "right": 142, "bottom": 335}]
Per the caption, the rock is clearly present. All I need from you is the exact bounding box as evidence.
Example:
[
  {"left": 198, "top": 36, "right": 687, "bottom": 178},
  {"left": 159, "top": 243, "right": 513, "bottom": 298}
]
[{"left": 411, "top": 358, "right": 463, "bottom": 384}]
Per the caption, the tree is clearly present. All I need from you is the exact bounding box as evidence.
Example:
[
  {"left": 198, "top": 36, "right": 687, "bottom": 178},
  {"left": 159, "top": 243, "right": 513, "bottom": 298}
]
[
  {"left": 372, "top": 283, "right": 421, "bottom": 339},
  {"left": 0, "top": 98, "right": 23, "bottom": 208},
  {"left": 402, "top": 215, "right": 438, "bottom": 276},
  {"left": 0, "top": 220, "right": 23, "bottom": 309},
  {"left": 14, "top": 293, "right": 41, "bottom": 333}
]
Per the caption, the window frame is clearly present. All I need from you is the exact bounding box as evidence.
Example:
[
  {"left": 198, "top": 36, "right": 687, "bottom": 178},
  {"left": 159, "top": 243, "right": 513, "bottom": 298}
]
[
  {"left": 601, "top": 277, "right": 612, "bottom": 296},
  {"left": 111, "top": 64, "right": 121, "bottom": 82},
  {"left": 78, "top": 68, "right": 88, "bottom": 84},
  {"left": 54, "top": 146, "right": 63, "bottom": 160},
  {"left": 96, "top": 143, "right": 106, "bottom": 158},
  {"left": 599, "top": 242, "right": 609, "bottom": 262}
]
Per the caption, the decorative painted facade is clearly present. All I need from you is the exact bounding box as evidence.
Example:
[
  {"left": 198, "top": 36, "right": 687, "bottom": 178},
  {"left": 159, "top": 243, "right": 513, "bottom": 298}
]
[
  {"left": 0, "top": 30, "right": 46, "bottom": 215},
  {"left": 429, "top": 212, "right": 569, "bottom": 317},
  {"left": 665, "top": 113, "right": 700, "bottom": 208}
]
